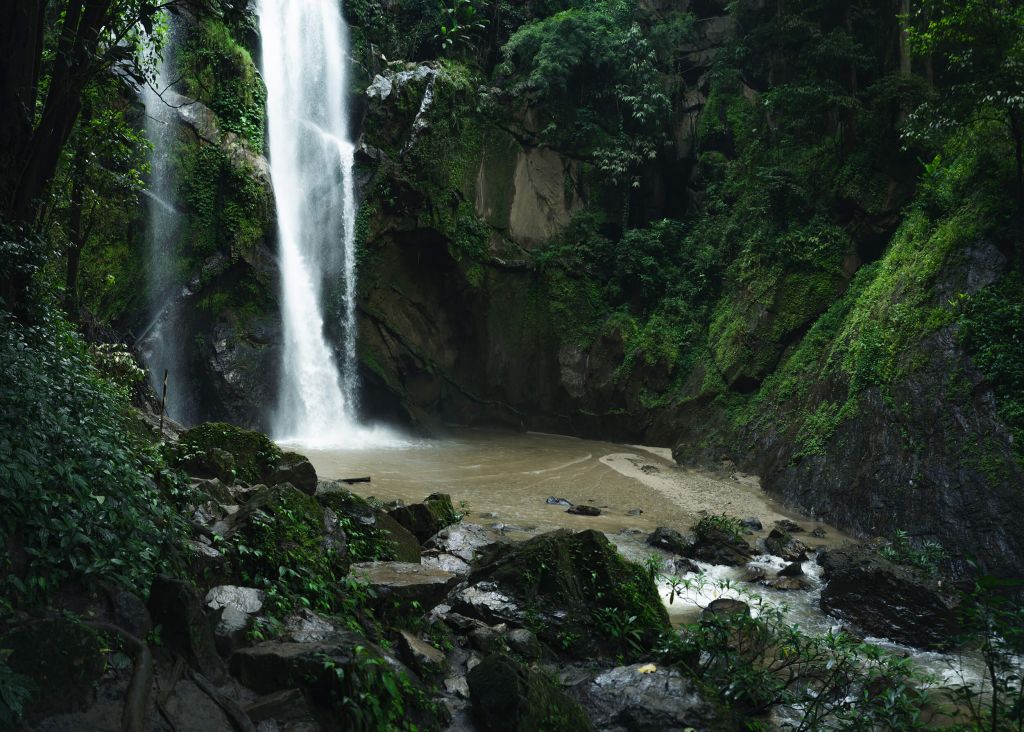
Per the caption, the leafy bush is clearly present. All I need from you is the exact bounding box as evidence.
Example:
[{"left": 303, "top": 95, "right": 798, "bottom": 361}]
[
  {"left": 692, "top": 514, "right": 745, "bottom": 544},
  {"left": 0, "top": 303, "right": 187, "bottom": 606},
  {"left": 659, "top": 577, "right": 934, "bottom": 729},
  {"left": 175, "top": 421, "right": 282, "bottom": 484},
  {"left": 878, "top": 530, "right": 947, "bottom": 577}
]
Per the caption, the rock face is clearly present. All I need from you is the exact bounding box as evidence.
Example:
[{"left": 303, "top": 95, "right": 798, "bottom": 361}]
[
  {"left": 350, "top": 561, "right": 459, "bottom": 611},
  {"left": 467, "top": 654, "right": 592, "bottom": 732},
  {"left": 452, "top": 529, "right": 670, "bottom": 659},
  {"left": 818, "top": 543, "right": 960, "bottom": 649},
  {"left": 577, "top": 663, "right": 733, "bottom": 732}
]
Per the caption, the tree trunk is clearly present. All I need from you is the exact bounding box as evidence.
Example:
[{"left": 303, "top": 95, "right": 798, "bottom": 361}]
[
  {"left": 64, "top": 127, "right": 89, "bottom": 320},
  {"left": 898, "top": 0, "right": 912, "bottom": 76}
]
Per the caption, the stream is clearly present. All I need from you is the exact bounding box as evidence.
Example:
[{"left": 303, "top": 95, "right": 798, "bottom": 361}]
[{"left": 291, "top": 427, "right": 1003, "bottom": 726}]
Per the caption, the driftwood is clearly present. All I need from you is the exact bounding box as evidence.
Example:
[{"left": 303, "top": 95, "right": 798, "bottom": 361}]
[{"left": 340, "top": 476, "right": 371, "bottom": 484}]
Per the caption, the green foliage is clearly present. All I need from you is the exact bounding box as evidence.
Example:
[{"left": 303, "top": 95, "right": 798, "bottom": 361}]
[
  {"left": 497, "top": 0, "right": 689, "bottom": 186},
  {"left": 178, "top": 143, "right": 271, "bottom": 260},
  {"left": 692, "top": 514, "right": 745, "bottom": 544},
  {"left": 319, "top": 645, "right": 441, "bottom": 731},
  {"left": 178, "top": 19, "right": 267, "bottom": 151},
  {"left": 959, "top": 274, "right": 1024, "bottom": 460},
  {"left": 436, "top": 0, "right": 489, "bottom": 57},
  {"left": 878, "top": 530, "right": 947, "bottom": 577},
  {"left": 659, "top": 577, "right": 934, "bottom": 728},
  {"left": 0, "top": 651, "right": 34, "bottom": 729},
  {"left": 0, "top": 299, "right": 187, "bottom": 607},
  {"left": 947, "top": 573, "right": 1024, "bottom": 731}
]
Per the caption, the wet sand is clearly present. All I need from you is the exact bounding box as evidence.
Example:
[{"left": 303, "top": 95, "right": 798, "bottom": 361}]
[{"left": 291, "top": 427, "right": 844, "bottom": 544}]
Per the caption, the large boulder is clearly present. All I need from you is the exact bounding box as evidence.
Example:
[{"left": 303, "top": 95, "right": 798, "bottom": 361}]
[
  {"left": 230, "top": 633, "right": 441, "bottom": 728},
  {"left": 175, "top": 422, "right": 282, "bottom": 484},
  {"left": 575, "top": 662, "right": 734, "bottom": 732},
  {"left": 317, "top": 484, "right": 422, "bottom": 562},
  {"left": 452, "top": 530, "right": 670, "bottom": 659},
  {"left": 467, "top": 654, "right": 592, "bottom": 732},
  {"left": 646, "top": 527, "right": 694, "bottom": 556},
  {"left": 350, "top": 561, "right": 459, "bottom": 612},
  {"left": 763, "top": 529, "right": 810, "bottom": 562},
  {"left": 388, "top": 492, "right": 460, "bottom": 542},
  {"left": 685, "top": 517, "right": 753, "bottom": 566},
  {"left": 819, "top": 543, "right": 960, "bottom": 649},
  {"left": 267, "top": 451, "right": 318, "bottom": 494}
]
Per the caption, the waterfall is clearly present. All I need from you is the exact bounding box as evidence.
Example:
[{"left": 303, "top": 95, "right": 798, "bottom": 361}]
[
  {"left": 259, "top": 0, "right": 367, "bottom": 445},
  {"left": 141, "top": 20, "right": 194, "bottom": 425}
]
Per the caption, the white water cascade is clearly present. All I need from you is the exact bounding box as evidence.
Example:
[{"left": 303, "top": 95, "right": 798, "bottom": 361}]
[
  {"left": 260, "top": 0, "right": 391, "bottom": 447},
  {"left": 140, "top": 20, "right": 194, "bottom": 424}
]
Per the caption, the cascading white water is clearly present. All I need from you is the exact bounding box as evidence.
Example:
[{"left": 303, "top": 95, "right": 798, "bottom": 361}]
[
  {"left": 141, "top": 21, "right": 194, "bottom": 424},
  {"left": 259, "top": 0, "right": 365, "bottom": 444}
]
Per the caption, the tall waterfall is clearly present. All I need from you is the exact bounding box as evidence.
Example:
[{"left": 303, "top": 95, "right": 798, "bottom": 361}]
[
  {"left": 140, "top": 21, "right": 193, "bottom": 425},
  {"left": 259, "top": 0, "right": 364, "bottom": 444}
]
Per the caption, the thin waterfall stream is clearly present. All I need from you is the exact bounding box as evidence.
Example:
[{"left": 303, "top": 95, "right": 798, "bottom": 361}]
[{"left": 259, "top": 0, "right": 393, "bottom": 447}]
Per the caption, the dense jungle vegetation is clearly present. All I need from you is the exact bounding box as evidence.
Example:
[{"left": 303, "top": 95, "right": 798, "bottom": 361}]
[{"left": 1, "top": 0, "right": 1023, "bottom": 730}]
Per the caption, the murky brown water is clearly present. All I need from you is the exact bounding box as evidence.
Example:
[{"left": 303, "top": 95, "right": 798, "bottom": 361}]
[{"left": 289, "top": 427, "right": 842, "bottom": 545}]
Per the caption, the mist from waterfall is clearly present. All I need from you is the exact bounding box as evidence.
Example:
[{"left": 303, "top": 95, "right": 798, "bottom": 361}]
[
  {"left": 141, "top": 20, "right": 194, "bottom": 425},
  {"left": 259, "top": 0, "right": 397, "bottom": 447}
]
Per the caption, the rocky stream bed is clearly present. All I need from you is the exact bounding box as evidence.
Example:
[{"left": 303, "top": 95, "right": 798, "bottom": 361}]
[{"left": 2, "top": 424, "right": 1016, "bottom": 732}]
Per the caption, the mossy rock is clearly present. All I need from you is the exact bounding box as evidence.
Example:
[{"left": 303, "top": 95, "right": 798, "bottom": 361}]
[
  {"left": 467, "top": 653, "right": 593, "bottom": 732},
  {"left": 470, "top": 529, "right": 669, "bottom": 659},
  {"left": 267, "top": 451, "right": 318, "bottom": 494},
  {"left": 388, "top": 493, "right": 460, "bottom": 543},
  {"left": 317, "top": 487, "right": 422, "bottom": 562},
  {"left": 1, "top": 617, "right": 105, "bottom": 717},
  {"left": 176, "top": 422, "right": 282, "bottom": 484},
  {"left": 231, "top": 484, "right": 347, "bottom": 598}
]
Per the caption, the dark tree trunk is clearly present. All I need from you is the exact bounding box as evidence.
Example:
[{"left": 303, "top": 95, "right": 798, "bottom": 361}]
[{"left": 64, "top": 126, "right": 89, "bottom": 320}]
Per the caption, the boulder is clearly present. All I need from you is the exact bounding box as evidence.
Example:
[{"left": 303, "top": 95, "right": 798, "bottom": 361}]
[
  {"left": 397, "top": 629, "right": 446, "bottom": 673},
  {"left": 764, "top": 529, "right": 810, "bottom": 562},
  {"left": 819, "top": 543, "right": 960, "bottom": 649},
  {"left": 267, "top": 451, "right": 318, "bottom": 494},
  {"left": 646, "top": 527, "right": 694, "bottom": 556},
  {"left": 467, "top": 654, "right": 592, "bottom": 732},
  {"left": 176, "top": 422, "right": 282, "bottom": 484},
  {"left": 778, "top": 562, "right": 804, "bottom": 577},
  {"left": 687, "top": 524, "right": 753, "bottom": 566},
  {"left": 148, "top": 575, "right": 225, "bottom": 682},
  {"left": 388, "top": 492, "right": 460, "bottom": 542},
  {"left": 317, "top": 485, "right": 422, "bottom": 562},
  {"left": 205, "top": 585, "right": 266, "bottom": 656},
  {"left": 229, "top": 484, "right": 349, "bottom": 583},
  {"left": 702, "top": 598, "right": 751, "bottom": 620},
  {"left": 566, "top": 504, "right": 601, "bottom": 516},
  {"left": 577, "top": 662, "right": 733, "bottom": 731},
  {"left": 282, "top": 609, "right": 336, "bottom": 644},
  {"left": 350, "top": 561, "right": 459, "bottom": 611},
  {"left": 740, "top": 517, "right": 763, "bottom": 531},
  {"left": 774, "top": 519, "right": 805, "bottom": 533},
  {"left": 424, "top": 522, "right": 506, "bottom": 563},
  {"left": 453, "top": 530, "right": 669, "bottom": 659},
  {"left": 0, "top": 618, "right": 105, "bottom": 717}
]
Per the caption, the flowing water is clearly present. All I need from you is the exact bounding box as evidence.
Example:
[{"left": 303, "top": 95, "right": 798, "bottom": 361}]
[
  {"left": 259, "top": 0, "right": 367, "bottom": 444},
  {"left": 140, "top": 22, "right": 194, "bottom": 424},
  {"left": 299, "top": 427, "right": 1007, "bottom": 724}
]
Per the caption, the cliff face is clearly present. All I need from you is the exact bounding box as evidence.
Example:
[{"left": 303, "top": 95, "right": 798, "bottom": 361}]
[
  {"left": 88, "top": 3, "right": 1023, "bottom": 578},
  {"left": 348, "top": 2, "right": 1024, "bottom": 579}
]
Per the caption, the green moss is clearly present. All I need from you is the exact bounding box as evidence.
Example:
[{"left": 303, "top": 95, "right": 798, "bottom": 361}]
[
  {"left": 178, "top": 19, "right": 267, "bottom": 152},
  {"left": 176, "top": 422, "right": 282, "bottom": 483},
  {"left": 178, "top": 143, "right": 271, "bottom": 261},
  {"left": 959, "top": 273, "right": 1024, "bottom": 461}
]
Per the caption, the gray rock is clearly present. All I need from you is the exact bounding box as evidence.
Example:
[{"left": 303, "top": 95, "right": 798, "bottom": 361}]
[
  {"left": 205, "top": 585, "right": 266, "bottom": 614},
  {"left": 646, "top": 527, "right": 693, "bottom": 555},
  {"left": 580, "top": 663, "right": 729, "bottom": 731},
  {"left": 397, "top": 630, "right": 446, "bottom": 673},
  {"left": 282, "top": 609, "right": 335, "bottom": 643},
  {"left": 566, "top": 504, "right": 601, "bottom": 516},
  {"left": 422, "top": 551, "right": 472, "bottom": 575},
  {"left": 505, "top": 629, "right": 546, "bottom": 660},
  {"left": 268, "top": 452, "right": 318, "bottom": 495},
  {"left": 740, "top": 517, "right": 763, "bottom": 531},
  {"left": 424, "top": 522, "right": 505, "bottom": 562},
  {"left": 350, "top": 561, "right": 459, "bottom": 611}
]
